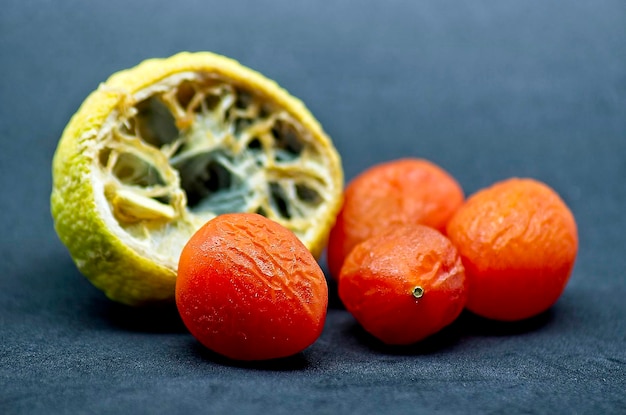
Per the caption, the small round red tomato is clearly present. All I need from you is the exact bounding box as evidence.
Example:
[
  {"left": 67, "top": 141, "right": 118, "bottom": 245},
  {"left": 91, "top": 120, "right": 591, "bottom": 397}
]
[
  {"left": 446, "top": 178, "right": 578, "bottom": 321},
  {"left": 339, "top": 225, "right": 467, "bottom": 345},
  {"left": 176, "top": 213, "right": 328, "bottom": 361}
]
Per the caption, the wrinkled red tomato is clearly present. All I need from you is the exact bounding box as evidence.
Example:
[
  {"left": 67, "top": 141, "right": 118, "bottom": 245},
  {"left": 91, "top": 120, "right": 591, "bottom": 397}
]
[
  {"left": 176, "top": 213, "right": 328, "bottom": 361},
  {"left": 339, "top": 224, "right": 467, "bottom": 345}
]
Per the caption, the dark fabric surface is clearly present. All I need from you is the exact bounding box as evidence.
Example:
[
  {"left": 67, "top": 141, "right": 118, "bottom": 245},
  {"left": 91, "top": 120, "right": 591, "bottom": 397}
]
[{"left": 1, "top": 1, "right": 625, "bottom": 414}]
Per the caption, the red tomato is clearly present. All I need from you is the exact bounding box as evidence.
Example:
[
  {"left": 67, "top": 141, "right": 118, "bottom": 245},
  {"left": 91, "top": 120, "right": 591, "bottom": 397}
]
[
  {"left": 339, "top": 225, "right": 467, "bottom": 345},
  {"left": 446, "top": 178, "right": 578, "bottom": 321},
  {"left": 176, "top": 213, "right": 328, "bottom": 360}
]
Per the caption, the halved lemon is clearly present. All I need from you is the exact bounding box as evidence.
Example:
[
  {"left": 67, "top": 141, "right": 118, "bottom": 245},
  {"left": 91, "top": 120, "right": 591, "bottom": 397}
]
[{"left": 51, "top": 52, "right": 343, "bottom": 306}]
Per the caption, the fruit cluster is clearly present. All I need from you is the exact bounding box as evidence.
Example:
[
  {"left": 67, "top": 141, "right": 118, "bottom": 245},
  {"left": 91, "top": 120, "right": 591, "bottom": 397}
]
[
  {"left": 176, "top": 158, "right": 578, "bottom": 360},
  {"left": 51, "top": 53, "right": 578, "bottom": 362}
]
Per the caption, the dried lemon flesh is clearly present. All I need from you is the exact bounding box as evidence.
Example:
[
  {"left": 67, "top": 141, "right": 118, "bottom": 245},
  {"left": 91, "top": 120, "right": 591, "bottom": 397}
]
[{"left": 51, "top": 52, "right": 343, "bottom": 305}]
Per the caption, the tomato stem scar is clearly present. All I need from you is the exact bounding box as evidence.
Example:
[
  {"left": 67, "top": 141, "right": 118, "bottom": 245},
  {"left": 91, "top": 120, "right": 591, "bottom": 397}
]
[{"left": 412, "top": 286, "right": 424, "bottom": 299}]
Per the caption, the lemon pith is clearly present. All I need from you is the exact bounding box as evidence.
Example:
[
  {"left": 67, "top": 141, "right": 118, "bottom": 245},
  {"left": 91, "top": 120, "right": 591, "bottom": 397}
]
[{"left": 51, "top": 52, "right": 343, "bottom": 306}]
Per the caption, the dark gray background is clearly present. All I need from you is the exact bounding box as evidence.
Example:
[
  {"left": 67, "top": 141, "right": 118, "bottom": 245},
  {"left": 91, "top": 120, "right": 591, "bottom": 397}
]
[{"left": 1, "top": 1, "right": 625, "bottom": 414}]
